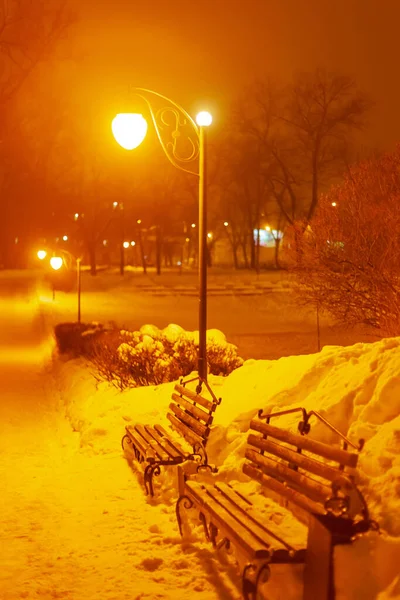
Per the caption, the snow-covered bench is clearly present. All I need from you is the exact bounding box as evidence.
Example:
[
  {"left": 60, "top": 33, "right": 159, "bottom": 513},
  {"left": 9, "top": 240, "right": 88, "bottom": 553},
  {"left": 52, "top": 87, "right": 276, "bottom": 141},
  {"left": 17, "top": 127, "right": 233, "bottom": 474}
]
[
  {"left": 176, "top": 407, "right": 376, "bottom": 600},
  {"left": 121, "top": 380, "right": 221, "bottom": 496}
]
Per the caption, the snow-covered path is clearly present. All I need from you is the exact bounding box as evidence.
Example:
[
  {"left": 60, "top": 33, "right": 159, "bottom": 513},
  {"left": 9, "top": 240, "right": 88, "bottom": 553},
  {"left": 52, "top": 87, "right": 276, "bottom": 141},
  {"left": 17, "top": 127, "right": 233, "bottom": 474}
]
[{"left": 0, "top": 274, "right": 225, "bottom": 600}]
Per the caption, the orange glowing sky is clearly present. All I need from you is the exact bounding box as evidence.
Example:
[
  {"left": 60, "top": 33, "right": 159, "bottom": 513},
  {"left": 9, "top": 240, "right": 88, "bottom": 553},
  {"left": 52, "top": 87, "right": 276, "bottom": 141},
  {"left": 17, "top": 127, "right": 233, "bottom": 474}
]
[{"left": 67, "top": 0, "right": 400, "bottom": 151}]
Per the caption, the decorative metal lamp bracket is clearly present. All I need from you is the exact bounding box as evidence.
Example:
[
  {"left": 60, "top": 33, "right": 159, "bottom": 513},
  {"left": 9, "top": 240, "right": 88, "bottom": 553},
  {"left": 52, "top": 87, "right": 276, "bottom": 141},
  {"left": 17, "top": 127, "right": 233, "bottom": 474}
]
[{"left": 129, "top": 87, "right": 200, "bottom": 177}]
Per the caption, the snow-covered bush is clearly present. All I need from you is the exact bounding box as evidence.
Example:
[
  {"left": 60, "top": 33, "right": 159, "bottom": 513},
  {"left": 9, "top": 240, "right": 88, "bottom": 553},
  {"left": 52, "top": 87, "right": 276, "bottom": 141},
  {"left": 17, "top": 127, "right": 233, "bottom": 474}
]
[{"left": 61, "top": 322, "right": 243, "bottom": 389}]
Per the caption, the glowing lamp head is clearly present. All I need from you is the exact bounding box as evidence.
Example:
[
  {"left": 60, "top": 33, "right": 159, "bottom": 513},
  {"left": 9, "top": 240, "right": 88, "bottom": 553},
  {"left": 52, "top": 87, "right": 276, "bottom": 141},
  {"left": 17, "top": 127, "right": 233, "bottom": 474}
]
[
  {"left": 37, "top": 250, "right": 47, "bottom": 260},
  {"left": 196, "top": 111, "right": 212, "bottom": 127},
  {"left": 123, "top": 241, "right": 130, "bottom": 249},
  {"left": 50, "top": 256, "right": 63, "bottom": 271},
  {"left": 112, "top": 113, "right": 148, "bottom": 150}
]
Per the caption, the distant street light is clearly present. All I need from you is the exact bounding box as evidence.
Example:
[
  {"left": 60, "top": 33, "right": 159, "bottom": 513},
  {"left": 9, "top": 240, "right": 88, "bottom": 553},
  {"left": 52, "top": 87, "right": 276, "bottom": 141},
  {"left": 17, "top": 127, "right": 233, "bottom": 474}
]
[
  {"left": 37, "top": 249, "right": 47, "bottom": 260},
  {"left": 123, "top": 241, "right": 130, "bottom": 249},
  {"left": 50, "top": 256, "right": 63, "bottom": 270},
  {"left": 50, "top": 256, "right": 63, "bottom": 301},
  {"left": 112, "top": 88, "right": 212, "bottom": 385},
  {"left": 224, "top": 221, "right": 229, "bottom": 227},
  {"left": 62, "top": 235, "right": 68, "bottom": 241}
]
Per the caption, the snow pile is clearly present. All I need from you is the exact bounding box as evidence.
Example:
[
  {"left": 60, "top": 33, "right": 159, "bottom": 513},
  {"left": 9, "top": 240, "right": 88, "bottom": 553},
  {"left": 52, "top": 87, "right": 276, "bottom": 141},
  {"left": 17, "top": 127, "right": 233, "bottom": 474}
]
[{"left": 54, "top": 333, "right": 400, "bottom": 599}]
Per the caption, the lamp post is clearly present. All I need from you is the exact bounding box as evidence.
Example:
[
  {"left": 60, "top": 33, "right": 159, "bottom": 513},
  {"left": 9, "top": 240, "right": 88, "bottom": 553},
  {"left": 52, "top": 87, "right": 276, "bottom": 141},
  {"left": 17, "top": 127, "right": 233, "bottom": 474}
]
[
  {"left": 50, "top": 251, "right": 82, "bottom": 323},
  {"left": 112, "top": 89, "right": 212, "bottom": 384}
]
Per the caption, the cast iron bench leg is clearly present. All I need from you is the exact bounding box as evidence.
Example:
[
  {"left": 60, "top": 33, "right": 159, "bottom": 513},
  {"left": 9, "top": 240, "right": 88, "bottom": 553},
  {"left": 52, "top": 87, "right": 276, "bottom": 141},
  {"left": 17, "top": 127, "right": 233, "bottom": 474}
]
[{"left": 144, "top": 463, "right": 161, "bottom": 496}]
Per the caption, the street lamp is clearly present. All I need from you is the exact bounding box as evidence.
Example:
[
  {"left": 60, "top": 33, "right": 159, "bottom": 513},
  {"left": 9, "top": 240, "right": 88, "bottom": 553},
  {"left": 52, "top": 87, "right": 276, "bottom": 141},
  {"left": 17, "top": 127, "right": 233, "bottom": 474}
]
[
  {"left": 50, "top": 256, "right": 63, "bottom": 270},
  {"left": 112, "top": 88, "right": 212, "bottom": 384},
  {"left": 50, "top": 252, "right": 82, "bottom": 322},
  {"left": 37, "top": 249, "right": 47, "bottom": 260}
]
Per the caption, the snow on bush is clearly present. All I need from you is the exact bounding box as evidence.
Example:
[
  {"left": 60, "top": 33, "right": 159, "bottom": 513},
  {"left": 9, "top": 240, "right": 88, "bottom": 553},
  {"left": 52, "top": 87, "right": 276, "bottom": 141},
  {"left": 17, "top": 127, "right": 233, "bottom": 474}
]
[{"left": 113, "top": 324, "right": 243, "bottom": 386}]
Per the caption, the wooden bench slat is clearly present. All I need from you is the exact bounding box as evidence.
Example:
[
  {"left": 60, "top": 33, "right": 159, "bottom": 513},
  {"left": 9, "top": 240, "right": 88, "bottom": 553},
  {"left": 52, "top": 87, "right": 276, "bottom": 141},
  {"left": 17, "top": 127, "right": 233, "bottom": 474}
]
[
  {"left": 169, "top": 404, "right": 208, "bottom": 438},
  {"left": 243, "top": 463, "right": 326, "bottom": 516},
  {"left": 174, "top": 384, "right": 214, "bottom": 411},
  {"left": 144, "top": 426, "right": 183, "bottom": 460},
  {"left": 186, "top": 480, "right": 272, "bottom": 559},
  {"left": 152, "top": 424, "right": 189, "bottom": 457},
  {"left": 245, "top": 449, "right": 331, "bottom": 505},
  {"left": 215, "top": 482, "right": 306, "bottom": 551},
  {"left": 208, "top": 483, "right": 290, "bottom": 551},
  {"left": 135, "top": 424, "right": 171, "bottom": 462},
  {"left": 125, "top": 426, "right": 156, "bottom": 462},
  {"left": 171, "top": 393, "right": 212, "bottom": 425},
  {"left": 250, "top": 419, "right": 358, "bottom": 468},
  {"left": 167, "top": 413, "right": 204, "bottom": 448},
  {"left": 247, "top": 434, "right": 352, "bottom": 486}
]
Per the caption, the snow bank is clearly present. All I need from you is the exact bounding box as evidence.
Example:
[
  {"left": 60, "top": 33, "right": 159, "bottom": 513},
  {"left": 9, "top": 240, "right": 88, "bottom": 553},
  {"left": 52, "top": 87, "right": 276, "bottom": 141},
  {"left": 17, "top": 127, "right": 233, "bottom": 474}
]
[{"left": 54, "top": 334, "right": 400, "bottom": 599}]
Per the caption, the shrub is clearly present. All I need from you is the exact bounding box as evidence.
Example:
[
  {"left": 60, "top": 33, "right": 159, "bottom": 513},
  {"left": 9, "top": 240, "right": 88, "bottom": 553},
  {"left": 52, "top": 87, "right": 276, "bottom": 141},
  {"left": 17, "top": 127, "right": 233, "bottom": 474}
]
[{"left": 54, "top": 322, "right": 243, "bottom": 389}]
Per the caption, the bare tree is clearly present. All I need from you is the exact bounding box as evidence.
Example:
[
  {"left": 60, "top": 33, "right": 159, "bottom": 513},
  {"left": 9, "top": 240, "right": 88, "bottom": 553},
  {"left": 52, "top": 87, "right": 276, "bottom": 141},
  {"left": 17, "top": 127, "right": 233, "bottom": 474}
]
[
  {"left": 280, "top": 69, "right": 370, "bottom": 225},
  {"left": 0, "top": 0, "right": 74, "bottom": 104},
  {"left": 0, "top": 0, "right": 75, "bottom": 267},
  {"left": 230, "top": 72, "right": 370, "bottom": 239}
]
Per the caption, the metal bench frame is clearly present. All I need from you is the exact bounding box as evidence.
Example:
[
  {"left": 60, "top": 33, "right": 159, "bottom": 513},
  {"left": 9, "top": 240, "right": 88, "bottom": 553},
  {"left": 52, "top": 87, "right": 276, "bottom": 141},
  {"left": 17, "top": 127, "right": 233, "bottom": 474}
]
[
  {"left": 122, "top": 377, "right": 221, "bottom": 496},
  {"left": 176, "top": 407, "right": 377, "bottom": 600}
]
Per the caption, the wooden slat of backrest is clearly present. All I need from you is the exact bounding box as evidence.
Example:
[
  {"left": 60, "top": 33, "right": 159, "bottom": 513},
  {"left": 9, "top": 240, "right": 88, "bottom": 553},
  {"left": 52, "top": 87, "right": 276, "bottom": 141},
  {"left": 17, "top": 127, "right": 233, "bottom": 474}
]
[
  {"left": 174, "top": 384, "right": 214, "bottom": 411},
  {"left": 247, "top": 435, "right": 352, "bottom": 487},
  {"left": 243, "top": 463, "right": 326, "bottom": 516},
  {"left": 171, "top": 393, "right": 212, "bottom": 425},
  {"left": 250, "top": 419, "right": 358, "bottom": 468},
  {"left": 169, "top": 403, "right": 208, "bottom": 439},
  {"left": 167, "top": 413, "right": 204, "bottom": 448},
  {"left": 245, "top": 449, "right": 331, "bottom": 505}
]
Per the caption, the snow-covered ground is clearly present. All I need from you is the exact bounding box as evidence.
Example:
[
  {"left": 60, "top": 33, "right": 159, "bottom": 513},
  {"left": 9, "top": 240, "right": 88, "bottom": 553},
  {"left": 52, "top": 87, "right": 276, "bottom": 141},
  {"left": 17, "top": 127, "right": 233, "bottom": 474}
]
[{"left": 1, "top": 272, "right": 399, "bottom": 599}]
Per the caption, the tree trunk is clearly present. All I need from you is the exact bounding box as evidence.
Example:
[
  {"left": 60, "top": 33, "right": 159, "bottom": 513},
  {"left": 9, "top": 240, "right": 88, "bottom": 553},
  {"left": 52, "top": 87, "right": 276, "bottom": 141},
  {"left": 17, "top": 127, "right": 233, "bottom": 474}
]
[
  {"left": 274, "top": 237, "right": 281, "bottom": 269},
  {"left": 250, "top": 227, "right": 256, "bottom": 269},
  {"left": 294, "top": 228, "right": 303, "bottom": 267},
  {"left": 120, "top": 245, "right": 124, "bottom": 276},
  {"left": 232, "top": 244, "right": 239, "bottom": 269},
  {"left": 156, "top": 226, "right": 162, "bottom": 276},
  {"left": 241, "top": 238, "right": 249, "bottom": 269},
  {"left": 138, "top": 228, "right": 147, "bottom": 275}
]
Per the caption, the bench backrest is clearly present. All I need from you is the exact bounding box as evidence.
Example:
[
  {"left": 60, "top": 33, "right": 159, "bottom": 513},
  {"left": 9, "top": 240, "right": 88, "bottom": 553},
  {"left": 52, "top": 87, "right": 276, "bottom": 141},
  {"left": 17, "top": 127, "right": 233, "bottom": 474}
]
[
  {"left": 167, "top": 383, "right": 221, "bottom": 453},
  {"left": 243, "top": 410, "right": 368, "bottom": 521}
]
